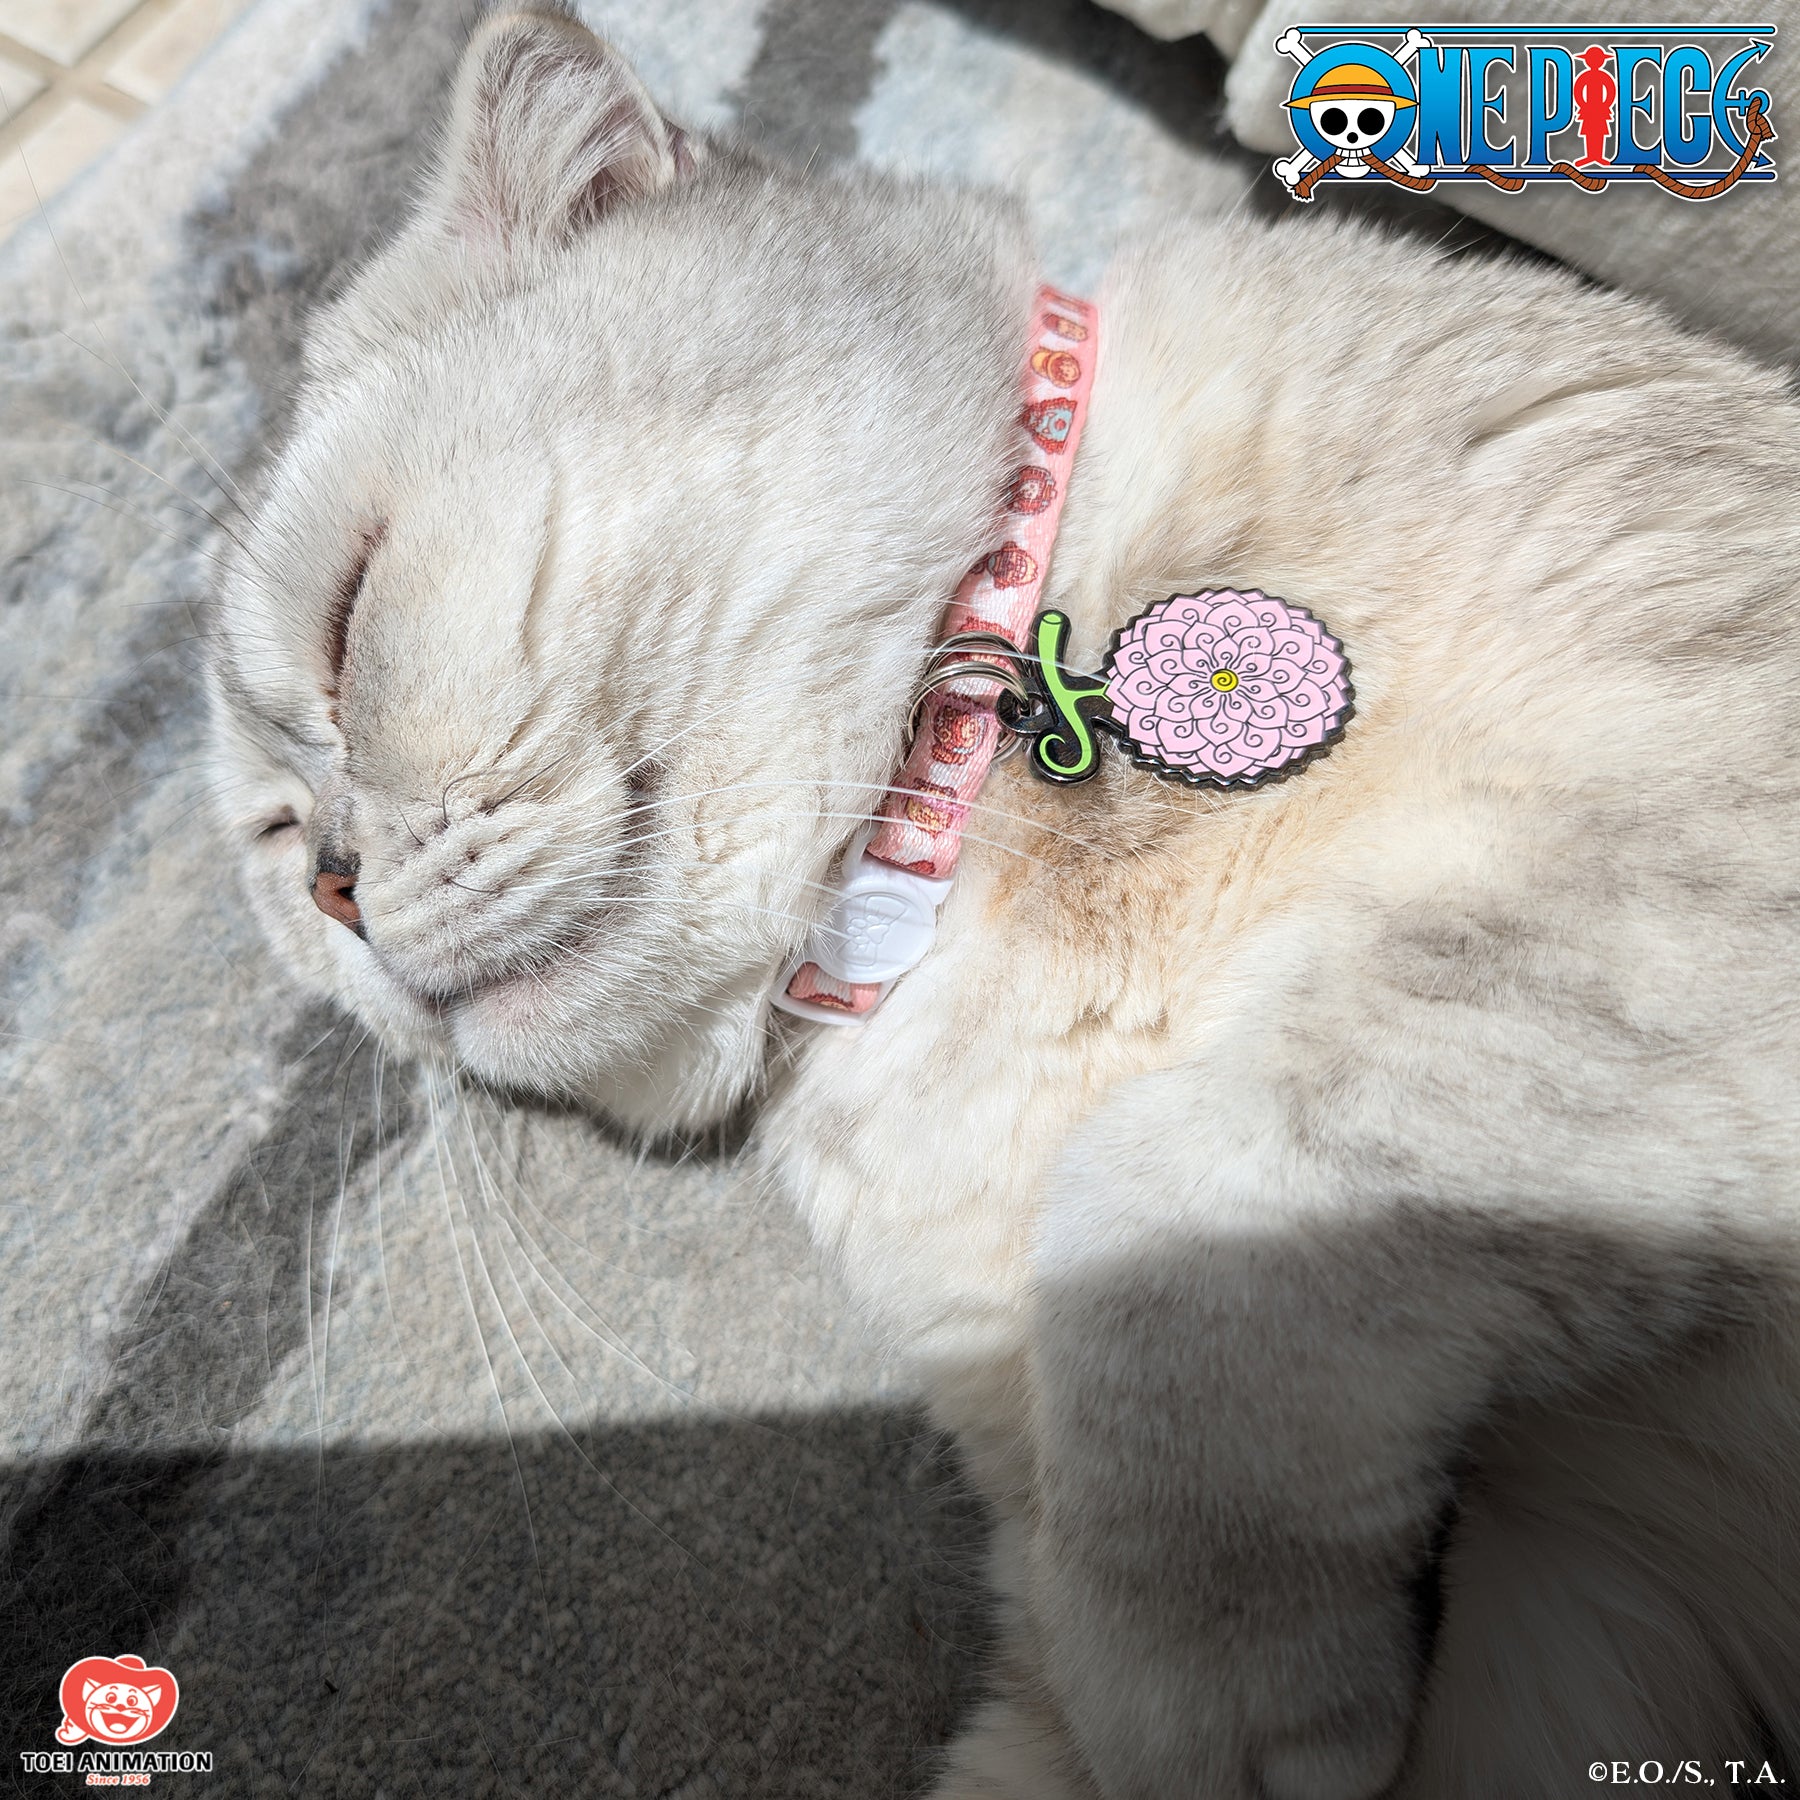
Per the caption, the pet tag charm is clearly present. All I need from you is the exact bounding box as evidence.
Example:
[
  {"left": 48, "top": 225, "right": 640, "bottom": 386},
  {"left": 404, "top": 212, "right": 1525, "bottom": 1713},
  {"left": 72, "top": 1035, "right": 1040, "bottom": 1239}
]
[{"left": 1007, "top": 589, "right": 1353, "bottom": 788}]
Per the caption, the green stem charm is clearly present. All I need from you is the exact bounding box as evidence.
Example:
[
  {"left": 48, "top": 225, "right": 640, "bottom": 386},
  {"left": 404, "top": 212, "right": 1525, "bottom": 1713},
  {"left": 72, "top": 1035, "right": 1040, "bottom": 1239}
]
[{"left": 1016, "top": 610, "right": 1113, "bottom": 783}]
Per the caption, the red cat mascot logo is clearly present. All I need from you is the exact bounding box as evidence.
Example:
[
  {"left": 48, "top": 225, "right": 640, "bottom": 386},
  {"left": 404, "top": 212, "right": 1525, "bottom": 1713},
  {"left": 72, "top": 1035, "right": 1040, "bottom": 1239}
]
[{"left": 55, "top": 1653, "right": 180, "bottom": 1746}]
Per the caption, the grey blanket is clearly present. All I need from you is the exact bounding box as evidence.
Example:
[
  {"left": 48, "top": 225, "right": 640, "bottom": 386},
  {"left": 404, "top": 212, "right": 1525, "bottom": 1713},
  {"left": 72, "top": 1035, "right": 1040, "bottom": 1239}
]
[{"left": 0, "top": 1, "right": 1775, "bottom": 1793}]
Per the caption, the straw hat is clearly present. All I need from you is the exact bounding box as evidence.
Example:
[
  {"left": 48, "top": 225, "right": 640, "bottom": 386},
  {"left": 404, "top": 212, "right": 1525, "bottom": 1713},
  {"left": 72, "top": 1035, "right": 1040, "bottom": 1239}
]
[{"left": 1286, "top": 63, "right": 1416, "bottom": 109}]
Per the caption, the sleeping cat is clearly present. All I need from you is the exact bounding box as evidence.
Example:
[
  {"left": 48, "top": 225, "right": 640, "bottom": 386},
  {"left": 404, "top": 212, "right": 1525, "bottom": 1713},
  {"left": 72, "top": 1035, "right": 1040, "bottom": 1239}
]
[{"left": 208, "top": 7, "right": 1800, "bottom": 1794}]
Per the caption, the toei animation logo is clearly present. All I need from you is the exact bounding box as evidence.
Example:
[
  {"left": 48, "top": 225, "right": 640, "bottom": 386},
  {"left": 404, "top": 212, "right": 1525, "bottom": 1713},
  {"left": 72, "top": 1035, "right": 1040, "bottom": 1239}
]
[
  {"left": 18, "top": 1653, "right": 213, "bottom": 1783},
  {"left": 1274, "top": 24, "right": 1776, "bottom": 200}
]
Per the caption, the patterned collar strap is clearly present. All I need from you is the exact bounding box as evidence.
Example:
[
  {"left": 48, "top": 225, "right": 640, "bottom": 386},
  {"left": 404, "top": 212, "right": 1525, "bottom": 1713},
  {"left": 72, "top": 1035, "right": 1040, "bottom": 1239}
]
[{"left": 774, "top": 288, "right": 1099, "bottom": 1025}]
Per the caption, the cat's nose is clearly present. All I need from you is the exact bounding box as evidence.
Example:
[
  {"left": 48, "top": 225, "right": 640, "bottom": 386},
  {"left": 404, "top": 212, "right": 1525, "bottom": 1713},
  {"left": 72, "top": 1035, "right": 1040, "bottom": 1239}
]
[{"left": 311, "top": 852, "right": 364, "bottom": 936}]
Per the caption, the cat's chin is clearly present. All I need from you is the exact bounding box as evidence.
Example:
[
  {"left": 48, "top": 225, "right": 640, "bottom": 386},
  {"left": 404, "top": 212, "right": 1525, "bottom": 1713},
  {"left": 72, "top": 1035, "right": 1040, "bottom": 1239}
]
[
  {"left": 439, "top": 965, "right": 770, "bottom": 1140},
  {"left": 437, "top": 977, "right": 627, "bottom": 1094},
  {"left": 315, "top": 917, "right": 768, "bottom": 1136},
  {"left": 363, "top": 923, "right": 627, "bottom": 1080}
]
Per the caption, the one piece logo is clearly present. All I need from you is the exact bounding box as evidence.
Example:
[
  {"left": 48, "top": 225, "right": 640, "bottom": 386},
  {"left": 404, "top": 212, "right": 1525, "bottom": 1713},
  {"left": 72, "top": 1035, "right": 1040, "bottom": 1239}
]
[
  {"left": 54, "top": 1654, "right": 180, "bottom": 1747},
  {"left": 1275, "top": 23, "right": 1776, "bottom": 199}
]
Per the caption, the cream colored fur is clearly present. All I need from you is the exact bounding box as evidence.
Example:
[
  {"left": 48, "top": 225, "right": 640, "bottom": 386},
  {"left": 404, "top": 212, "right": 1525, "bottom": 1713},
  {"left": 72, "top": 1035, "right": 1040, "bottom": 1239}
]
[{"left": 210, "top": 9, "right": 1800, "bottom": 1795}]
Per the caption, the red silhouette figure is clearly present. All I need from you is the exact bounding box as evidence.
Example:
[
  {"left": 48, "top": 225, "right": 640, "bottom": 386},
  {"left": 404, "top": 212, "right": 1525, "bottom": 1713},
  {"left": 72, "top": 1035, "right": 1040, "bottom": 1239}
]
[{"left": 1573, "top": 46, "right": 1618, "bottom": 167}]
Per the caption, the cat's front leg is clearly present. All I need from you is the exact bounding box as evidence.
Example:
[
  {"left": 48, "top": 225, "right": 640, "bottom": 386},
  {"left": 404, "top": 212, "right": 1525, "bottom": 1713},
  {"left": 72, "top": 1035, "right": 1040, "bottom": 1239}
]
[
  {"left": 1023, "top": 1228, "right": 1453, "bottom": 1800},
  {"left": 939, "top": 1065, "right": 1751, "bottom": 1800}
]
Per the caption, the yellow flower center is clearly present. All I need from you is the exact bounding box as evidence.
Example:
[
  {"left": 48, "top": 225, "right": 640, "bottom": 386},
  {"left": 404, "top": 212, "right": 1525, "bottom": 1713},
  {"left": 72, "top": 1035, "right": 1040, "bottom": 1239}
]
[{"left": 1211, "top": 668, "right": 1239, "bottom": 691}]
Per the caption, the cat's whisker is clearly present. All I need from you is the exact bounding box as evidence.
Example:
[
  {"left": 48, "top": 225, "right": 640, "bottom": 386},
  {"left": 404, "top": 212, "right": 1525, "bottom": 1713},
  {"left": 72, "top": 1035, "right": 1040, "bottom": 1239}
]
[
  {"left": 299, "top": 1059, "right": 325, "bottom": 1472},
  {"left": 444, "top": 633, "right": 1087, "bottom": 828},
  {"left": 460, "top": 1101, "right": 700, "bottom": 1411},
  {"left": 584, "top": 803, "right": 1069, "bottom": 872},
  {"left": 423, "top": 1064, "right": 549, "bottom": 1611},
  {"left": 57, "top": 423, "right": 267, "bottom": 571},
  {"left": 503, "top": 852, "right": 848, "bottom": 907},
  {"left": 143, "top": 773, "right": 305, "bottom": 857},
  {"left": 369, "top": 1044, "right": 430, "bottom": 1407},
  {"left": 451, "top": 755, "right": 555, "bottom": 819},
  {"left": 446, "top": 1087, "right": 708, "bottom": 1560},
  {"left": 593, "top": 772, "right": 1119, "bottom": 861},
  {"left": 616, "top": 706, "right": 721, "bottom": 786},
  {"left": 50, "top": 321, "right": 252, "bottom": 516},
  {"left": 446, "top": 694, "right": 777, "bottom": 824},
  {"left": 514, "top": 889, "right": 836, "bottom": 941},
  {"left": 96, "top": 759, "right": 241, "bottom": 811},
  {"left": 315, "top": 1020, "right": 366, "bottom": 1447},
  {"left": 516, "top": 804, "right": 1038, "bottom": 884},
  {"left": 18, "top": 477, "right": 235, "bottom": 574},
  {"left": 397, "top": 649, "right": 871, "bottom": 837}
]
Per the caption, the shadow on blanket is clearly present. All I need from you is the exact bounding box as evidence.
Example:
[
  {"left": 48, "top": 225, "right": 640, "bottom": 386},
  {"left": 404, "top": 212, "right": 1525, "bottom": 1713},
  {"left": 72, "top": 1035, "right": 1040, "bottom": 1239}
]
[{"left": 1, "top": 1405, "right": 990, "bottom": 1797}]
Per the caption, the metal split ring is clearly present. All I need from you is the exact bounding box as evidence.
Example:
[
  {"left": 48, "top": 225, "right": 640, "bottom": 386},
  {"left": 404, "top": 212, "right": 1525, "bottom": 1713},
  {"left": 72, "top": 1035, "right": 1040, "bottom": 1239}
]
[
  {"left": 935, "top": 630, "right": 1031, "bottom": 664},
  {"left": 907, "top": 633, "right": 1034, "bottom": 747}
]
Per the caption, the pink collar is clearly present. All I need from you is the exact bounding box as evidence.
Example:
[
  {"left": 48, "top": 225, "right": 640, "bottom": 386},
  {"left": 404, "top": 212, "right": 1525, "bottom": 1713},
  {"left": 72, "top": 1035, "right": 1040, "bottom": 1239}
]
[{"left": 775, "top": 287, "right": 1099, "bottom": 1023}]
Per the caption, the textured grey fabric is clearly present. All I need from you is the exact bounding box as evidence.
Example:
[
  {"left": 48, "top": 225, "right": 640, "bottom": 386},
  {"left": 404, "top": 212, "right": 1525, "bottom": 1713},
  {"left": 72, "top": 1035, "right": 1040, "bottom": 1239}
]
[{"left": 0, "top": 1, "right": 1522, "bottom": 1792}]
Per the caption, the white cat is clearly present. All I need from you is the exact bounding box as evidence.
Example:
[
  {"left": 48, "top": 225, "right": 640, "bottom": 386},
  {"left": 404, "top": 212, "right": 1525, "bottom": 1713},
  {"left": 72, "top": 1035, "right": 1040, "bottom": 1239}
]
[{"left": 209, "top": 8, "right": 1800, "bottom": 1794}]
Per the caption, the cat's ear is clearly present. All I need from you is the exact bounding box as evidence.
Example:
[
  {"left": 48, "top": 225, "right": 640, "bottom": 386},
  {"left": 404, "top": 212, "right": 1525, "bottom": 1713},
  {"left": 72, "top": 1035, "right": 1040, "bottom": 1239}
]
[{"left": 432, "top": 8, "right": 689, "bottom": 256}]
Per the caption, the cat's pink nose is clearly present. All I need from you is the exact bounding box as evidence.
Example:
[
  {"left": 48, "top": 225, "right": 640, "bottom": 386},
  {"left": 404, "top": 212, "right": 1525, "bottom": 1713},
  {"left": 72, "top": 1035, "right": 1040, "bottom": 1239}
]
[{"left": 312, "top": 856, "right": 363, "bottom": 935}]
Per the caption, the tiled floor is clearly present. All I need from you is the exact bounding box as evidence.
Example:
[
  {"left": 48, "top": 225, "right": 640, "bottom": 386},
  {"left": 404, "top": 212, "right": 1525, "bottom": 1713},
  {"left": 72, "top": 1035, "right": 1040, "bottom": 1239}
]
[{"left": 0, "top": 0, "right": 251, "bottom": 242}]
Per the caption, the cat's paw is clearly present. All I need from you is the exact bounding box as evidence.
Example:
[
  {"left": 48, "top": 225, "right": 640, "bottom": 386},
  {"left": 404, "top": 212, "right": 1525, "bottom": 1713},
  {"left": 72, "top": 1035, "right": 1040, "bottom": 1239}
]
[
  {"left": 927, "top": 1695, "right": 1095, "bottom": 1800},
  {"left": 932, "top": 1690, "right": 1407, "bottom": 1800},
  {"left": 1032, "top": 1564, "right": 1422, "bottom": 1798},
  {"left": 1258, "top": 1726, "right": 1410, "bottom": 1800}
]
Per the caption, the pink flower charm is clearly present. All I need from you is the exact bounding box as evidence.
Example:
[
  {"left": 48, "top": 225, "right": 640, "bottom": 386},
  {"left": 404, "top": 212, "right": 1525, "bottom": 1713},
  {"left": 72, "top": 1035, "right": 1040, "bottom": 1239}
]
[{"left": 1103, "top": 590, "right": 1352, "bottom": 787}]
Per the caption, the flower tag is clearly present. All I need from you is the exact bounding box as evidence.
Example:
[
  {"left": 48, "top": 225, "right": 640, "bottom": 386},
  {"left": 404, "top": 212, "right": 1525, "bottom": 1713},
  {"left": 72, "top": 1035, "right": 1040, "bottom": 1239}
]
[{"left": 1007, "top": 591, "right": 1353, "bottom": 788}]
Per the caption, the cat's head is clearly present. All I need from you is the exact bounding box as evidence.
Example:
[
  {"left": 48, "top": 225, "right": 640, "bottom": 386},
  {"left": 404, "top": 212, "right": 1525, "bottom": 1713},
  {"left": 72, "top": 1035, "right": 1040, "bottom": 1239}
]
[
  {"left": 209, "top": 6, "right": 1032, "bottom": 1132},
  {"left": 81, "top": 1680, "right": 159, "bottom": 1742}
]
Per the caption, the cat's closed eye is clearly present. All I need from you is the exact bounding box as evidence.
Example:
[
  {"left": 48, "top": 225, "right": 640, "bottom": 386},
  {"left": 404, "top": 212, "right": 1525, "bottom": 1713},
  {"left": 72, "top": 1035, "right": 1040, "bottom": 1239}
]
[{"left": 325, "top": 522, "right": 384, "bottom": 692}]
